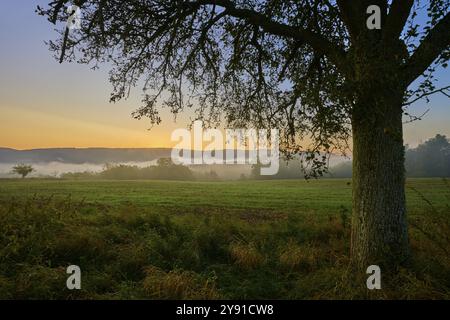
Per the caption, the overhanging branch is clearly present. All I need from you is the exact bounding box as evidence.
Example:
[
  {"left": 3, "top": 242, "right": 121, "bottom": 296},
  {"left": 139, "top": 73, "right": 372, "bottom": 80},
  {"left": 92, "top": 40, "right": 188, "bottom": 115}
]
[
  {"left": 186, "top": 0, "right": 348, "bottom": 73},
  {"left": 403, "top": 12, "right": 450, "bottom": 86}
]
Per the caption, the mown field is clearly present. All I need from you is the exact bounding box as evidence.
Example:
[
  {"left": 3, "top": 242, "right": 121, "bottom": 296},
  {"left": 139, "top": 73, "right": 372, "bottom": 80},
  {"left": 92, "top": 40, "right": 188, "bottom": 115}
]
[{"left": 0, "top": 178, "right": 449, "bottom": 299}]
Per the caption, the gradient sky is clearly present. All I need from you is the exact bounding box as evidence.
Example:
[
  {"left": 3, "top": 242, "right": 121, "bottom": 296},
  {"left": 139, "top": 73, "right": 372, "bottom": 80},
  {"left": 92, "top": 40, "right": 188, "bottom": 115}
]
[{"left": 0, "top": 1, "right": 449, "bottom": 149}]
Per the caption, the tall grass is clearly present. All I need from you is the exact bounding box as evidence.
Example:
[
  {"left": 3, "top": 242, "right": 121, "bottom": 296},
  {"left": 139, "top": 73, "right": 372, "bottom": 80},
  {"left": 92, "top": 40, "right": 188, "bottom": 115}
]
[{"left": 0, "top": 182, "right": 449, "bottom": 299}]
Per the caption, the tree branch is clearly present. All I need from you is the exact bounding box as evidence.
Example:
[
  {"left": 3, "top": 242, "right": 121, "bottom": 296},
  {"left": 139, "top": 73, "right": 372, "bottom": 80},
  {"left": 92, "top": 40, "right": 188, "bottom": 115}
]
[
  {"left": 383, "top": 0, "right": 414, "bottom": 42},
  {"left": 50, "top": 0, "right": 69, "bottom": 24},
  {"left": 403, "top": 85, "right": 450, "bottom": 106},
  {"left": 404, "top": 12, "right": 450, "bottom": 86},
  {"left": 187, "top": 0, "right": 348, "bottom": 73},
  {"left": 403, "top": 108, "right": 430, "bottom": 124},
  {"left": 336, "top": 0, "right": 363, "bottom": 39}
]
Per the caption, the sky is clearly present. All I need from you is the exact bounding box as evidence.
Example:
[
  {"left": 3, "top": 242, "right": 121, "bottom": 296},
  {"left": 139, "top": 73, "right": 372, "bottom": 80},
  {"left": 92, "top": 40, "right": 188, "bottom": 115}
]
[{"left": 0, "top": 1, "right": 449, "bottom": 150}]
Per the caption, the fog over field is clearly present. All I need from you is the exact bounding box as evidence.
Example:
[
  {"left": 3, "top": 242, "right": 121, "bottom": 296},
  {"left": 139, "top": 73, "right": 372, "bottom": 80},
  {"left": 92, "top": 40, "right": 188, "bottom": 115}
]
[
  {"left": 0, "top": 147, "right": 350, "bottom": 179},
  {"left": 0, "top": 161, "right": 160, "bottom": 178}
]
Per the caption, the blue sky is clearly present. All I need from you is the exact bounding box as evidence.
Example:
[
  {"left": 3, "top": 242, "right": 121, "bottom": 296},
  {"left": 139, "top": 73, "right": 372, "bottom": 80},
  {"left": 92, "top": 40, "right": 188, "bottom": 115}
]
[{"left": 0, "top": 0, "right": 448, "bottom": 149}]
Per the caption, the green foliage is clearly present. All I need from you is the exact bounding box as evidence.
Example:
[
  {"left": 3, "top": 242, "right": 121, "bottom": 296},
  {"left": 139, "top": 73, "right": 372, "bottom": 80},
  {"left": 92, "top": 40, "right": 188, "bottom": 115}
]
[
  {"left": 100, "top": 160, "right": 194, "bottom": 180},
  {"left": 38, "top": 1, "right": 450, "bottom": 175},
  {"left": 61, "top": 160, "right": 194, "bottom": 180},
  {"left": 11, "top": 164, "right": 34, "bottom": 179},
  {"left": 0, "top": 179, "right": 449, "bottom": 299}
]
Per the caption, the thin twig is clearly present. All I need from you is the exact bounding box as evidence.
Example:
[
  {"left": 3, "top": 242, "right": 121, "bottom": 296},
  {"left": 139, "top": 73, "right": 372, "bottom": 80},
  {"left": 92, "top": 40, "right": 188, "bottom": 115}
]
[{"left": 403, "top": 85, "right": 450, "bottom": 106}]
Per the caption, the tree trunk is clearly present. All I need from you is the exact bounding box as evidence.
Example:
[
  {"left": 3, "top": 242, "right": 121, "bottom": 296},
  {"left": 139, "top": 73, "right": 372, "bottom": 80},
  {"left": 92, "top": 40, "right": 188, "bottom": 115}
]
[{"left": 350, "top": 91, "right": 410, "bottom": 270}]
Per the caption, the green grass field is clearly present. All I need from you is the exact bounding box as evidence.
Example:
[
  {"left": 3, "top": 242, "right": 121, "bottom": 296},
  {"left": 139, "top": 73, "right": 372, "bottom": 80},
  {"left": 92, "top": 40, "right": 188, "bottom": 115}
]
[
  {"left": 0, "top": 178, "right": 449, "bottom": 299},
  {"left": 1, "top": 178, "right": 448, "bottom": 213}
]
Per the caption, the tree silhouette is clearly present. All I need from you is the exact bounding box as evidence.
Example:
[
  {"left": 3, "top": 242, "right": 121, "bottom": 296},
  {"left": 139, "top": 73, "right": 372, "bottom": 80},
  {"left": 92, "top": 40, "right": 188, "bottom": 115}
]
[
  {"left": 12, "top": 164, "right": 34, "bottom": 179},
  {"left": 39, "top": 0, "right": 450, "bottom": 269}
]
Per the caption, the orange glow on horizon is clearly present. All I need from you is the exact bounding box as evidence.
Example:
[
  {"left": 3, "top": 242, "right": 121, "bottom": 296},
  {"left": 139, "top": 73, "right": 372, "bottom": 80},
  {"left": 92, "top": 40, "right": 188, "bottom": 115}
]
[{"left": 0, "top": 106, "right": 177, "bottom": 149}]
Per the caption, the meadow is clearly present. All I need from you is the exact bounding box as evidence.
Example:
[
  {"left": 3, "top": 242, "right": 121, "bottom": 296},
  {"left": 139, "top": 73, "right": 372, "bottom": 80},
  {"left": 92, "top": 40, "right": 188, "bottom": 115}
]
[{"left": 0, "top": 178, "right": 449, "bottom": 299}]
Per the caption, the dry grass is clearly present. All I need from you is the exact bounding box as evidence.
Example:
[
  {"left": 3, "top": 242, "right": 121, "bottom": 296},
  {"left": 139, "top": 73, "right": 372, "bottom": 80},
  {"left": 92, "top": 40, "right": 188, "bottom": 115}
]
[
  {"left": 142, "top": 266, "right": 219, "bottom": 299},
  {"left": 229, "top": 242, "right": 265, "bottom": 270},
  {"left": 0, "top": 179, "right": 449, "bottom": 299},
  {"left": 279, "top": 240, "right": 318, "bottom": 271}
]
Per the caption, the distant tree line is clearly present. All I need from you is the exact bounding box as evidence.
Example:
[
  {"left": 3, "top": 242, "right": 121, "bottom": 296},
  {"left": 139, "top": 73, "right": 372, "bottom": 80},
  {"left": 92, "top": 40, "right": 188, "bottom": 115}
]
[
  {"left": 59, "top": 158, "right": 222, "bottom": 181},
  {"left": 61, "top": 158, "right": 195, "bottom": 180},
  {"left": 12, "top": 135, "right": 450, "bottom": 180},
  {"left": 329, "top": 135, "right": 450, "bottom": 178},
  {"left": 250, "top": 161, "right": 305, "bottom": 180},
  {"left": 405, "top": 134, "right": 450, "bottom": 177}
]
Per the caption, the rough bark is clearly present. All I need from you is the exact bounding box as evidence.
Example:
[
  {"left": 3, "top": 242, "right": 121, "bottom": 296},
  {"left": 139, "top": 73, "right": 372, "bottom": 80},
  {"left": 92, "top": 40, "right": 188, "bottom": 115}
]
[{"left": 350, "top": 89, "right": 410, "bottom": 270}]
